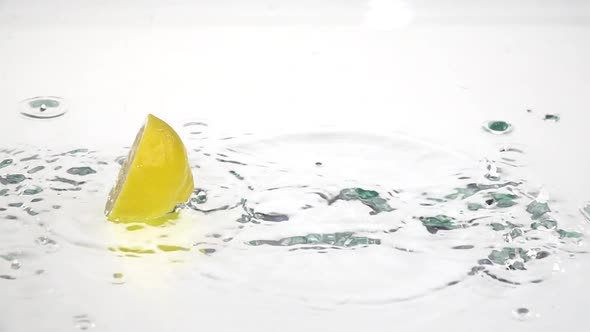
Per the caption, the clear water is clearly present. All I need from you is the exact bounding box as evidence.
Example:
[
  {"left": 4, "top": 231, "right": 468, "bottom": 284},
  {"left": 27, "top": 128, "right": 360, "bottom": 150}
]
[{"left": 1, "top": 118, "right": 588, "bottom": 330}]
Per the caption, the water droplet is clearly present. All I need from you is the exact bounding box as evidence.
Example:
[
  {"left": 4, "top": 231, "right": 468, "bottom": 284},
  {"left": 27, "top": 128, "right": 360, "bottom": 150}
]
[
  {"left": 115, "top": 156, "right": 126, "bottom": 166},
  {"left": 216, "top": 158, "right": 247, "bottom": 166},
  {"left": 23, "top": 186, "right": 43, "bottom": 195},
  {"left": 0, "top": 174, "right": 26, "bottom": 185},
  {"left": 10, "top": 259, "right": 21, "bottom": 270},
  {"left": 189, "top": 189, "right": 207, "bottom": 206},
  {"left": 484, "top": 159, "right": 500, "bottom": 181},
  {"left": 229, "top": 170, "right": 244, "bottom": 180},
  {"left": 27, "top": 166, "right": 45, "bottom": 174},
  {"left": 530, "top": 216, "right": 558, "bottom": 230},
  {"left": 183, "top": 121, "right": 207, "bottom": 127},
  {"left": 491, "top": 193, "right": 519, "bottom": 208},
  {"left": 513, "top": 307, "right": 531, "bottom": 320},
  {"left": 199, "top": 248, "right": 216, "bottom": 255},
  {"left": 451, "top": 245, "right": 474, "bottom": 250},
  {"left": 20, "top": 154, "right": 40, "bottom": 161},
  {"left": 333, "top": 188, "right": 394, "bottom": 214},
  {"left": 19, "top": 96, "right": 67, "bottom": 119},
  {"left": 488, "top": 247, "right": 530, "bottom": 266},
  {"left": 157, "top": 245, "right": 190, "bottom": 252},
  {"left": 253, "top": 212, "right": 289, "bottom": 222},
  {"left": 580, "top": 202, "right": 590, "bottom": 222},
  {"left": 483, "top": 121, "right": 513, "bottom": 135},
  {"left": 66, "top": 167, "right": 96, "bottom": 176},
  {"left": 49, "top": 176, "right": 85, "bottom": 186},
  {"left": 420, "top": 215, "right": 462, "bottom": 233},
  {"left": 557, "top": 229, "right": 583, "bottom": 239},
  {"left": 526, "top": 201, "right": 551, "bottom": 220},
  {"left": 467, "top": 203, "right": 483, "bottom": 211},
  {"left": 543, "top": 114, "right": 560, "bottom": 122},
  {"left": 24, "top": 207, "right": 39, "bottom": 216},
  {"left": 35, "top": 236, "right": 59, "bottom": 252},
  {"left": 0, "top": 159, "right": 13, "bottom": 169},
  {"left": 73, "top": 315, "right": 95, "bottom": 330}
]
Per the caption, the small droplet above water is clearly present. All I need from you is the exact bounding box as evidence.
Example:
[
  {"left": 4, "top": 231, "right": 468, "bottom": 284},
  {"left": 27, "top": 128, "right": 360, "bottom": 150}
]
[
  {"left": 483, "top": 121, "right": 513, "bottom": 135},
  {"left": 19, "top": 96, "right": 68, "bottom": 119}
]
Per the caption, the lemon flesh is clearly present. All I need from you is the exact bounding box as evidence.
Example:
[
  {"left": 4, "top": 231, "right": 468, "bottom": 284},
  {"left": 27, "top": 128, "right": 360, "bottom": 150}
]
[{"left": 105, "top": 114, "right": 194, "bottom": 223}]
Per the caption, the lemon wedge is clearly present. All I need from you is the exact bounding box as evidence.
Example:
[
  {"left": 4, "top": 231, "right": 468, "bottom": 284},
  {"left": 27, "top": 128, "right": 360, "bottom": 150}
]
[{"left": 105, "top": 114, "right": 194, "bottom": 223}]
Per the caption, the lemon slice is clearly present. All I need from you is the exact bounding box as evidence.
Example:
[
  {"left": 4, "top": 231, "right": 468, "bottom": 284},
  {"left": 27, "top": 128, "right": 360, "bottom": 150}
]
[{"left": 105, "top": 114, "right": 194, "bottom": 223}]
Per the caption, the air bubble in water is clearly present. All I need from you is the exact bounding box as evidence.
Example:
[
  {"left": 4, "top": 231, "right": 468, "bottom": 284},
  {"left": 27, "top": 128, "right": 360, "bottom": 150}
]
[{"left": 19, "top": 96, "right": 68, "bottom": 119}]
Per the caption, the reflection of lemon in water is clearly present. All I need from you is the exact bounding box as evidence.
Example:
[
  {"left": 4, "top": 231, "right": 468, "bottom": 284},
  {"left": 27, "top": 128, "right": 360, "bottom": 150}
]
[{"left": 105, "top": 114, "right": 194, "bottom": 223}]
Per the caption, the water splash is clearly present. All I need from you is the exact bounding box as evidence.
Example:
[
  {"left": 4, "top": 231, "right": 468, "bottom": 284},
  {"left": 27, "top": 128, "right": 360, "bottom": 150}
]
[
  {"left": 0, "top": 123, "right": 587, "bottom": 319},
  {"left": 19, "top": 96, "right": 68, "bottom": 119}
]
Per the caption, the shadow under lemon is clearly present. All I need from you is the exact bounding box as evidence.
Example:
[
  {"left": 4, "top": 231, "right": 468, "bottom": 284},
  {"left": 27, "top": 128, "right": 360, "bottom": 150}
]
[{"left": 106, "top": 211, "right": 195, "bottom": 256}]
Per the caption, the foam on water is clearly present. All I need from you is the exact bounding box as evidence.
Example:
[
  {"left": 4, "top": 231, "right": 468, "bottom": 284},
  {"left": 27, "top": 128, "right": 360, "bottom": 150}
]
[{"left": 0, "top": 121, "right": 588, "bottom": 326}]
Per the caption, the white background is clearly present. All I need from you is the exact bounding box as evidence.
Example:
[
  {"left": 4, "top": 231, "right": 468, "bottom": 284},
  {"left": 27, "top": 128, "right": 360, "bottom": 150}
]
[{"left": 1, "top": 1, "right": 589, "bottom": 331}]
